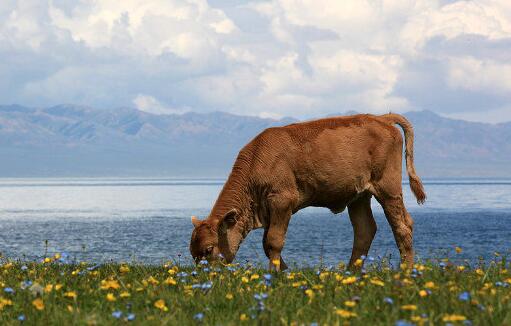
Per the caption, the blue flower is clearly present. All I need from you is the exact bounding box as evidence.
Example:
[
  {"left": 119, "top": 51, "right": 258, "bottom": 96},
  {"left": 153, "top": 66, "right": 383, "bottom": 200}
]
[
  {"left": 383, "top": 297, "right": 394, "bottom": 305},
  {"left": 395, "top": 320, "right": 414, "bottom": 326},
  {"left": 439, "top": 262, "right": 447, "bottom": 268},
  {"left": 21, "top": 265, "right": 28, "bottom": 271},
  {"left": 4, "top": 287, "right": 14, "bottom": 294},
  {"left": 21, "top": 280, "right": 32, "bottom": 289},
  {"left": 177, "top": 272, "right": 188, "bottom": 277},
  {"left": 201, "top": 281, "right": 212, "bottom": 290},
  {"left": 112, "top": 311, "right": 122, "bottom": 319},
  {"left": 463, "top": 320, "right": 473, "bottom": 326},
  {"left": 191, "top": 271, "right": 198, "bottom": 276},
  {"left": 127, "top": 313, "right": 136, "bottom": 321},
  {"left": 263, "top": 274, "right": 272, "bottom": 281},
  {"left": 458, "top": 291, "right": 470, "bottom": 302},
  {"left": 310, "top": 323, "right": 318, "bottom": 326},
  {"left": 194, "top": 313, "right": 204, "bottom": 321},
  {"left": 199, "top": 260, "right": 208, "bottom": 265},
  {"left": 17, "top": 315, "right": 26, "bottom": 322}
]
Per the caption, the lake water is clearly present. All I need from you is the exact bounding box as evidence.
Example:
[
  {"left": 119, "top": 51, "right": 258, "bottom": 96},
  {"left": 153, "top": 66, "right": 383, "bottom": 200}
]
[{"left": 0, "top": 178, "right": 510, "bottom": 267}]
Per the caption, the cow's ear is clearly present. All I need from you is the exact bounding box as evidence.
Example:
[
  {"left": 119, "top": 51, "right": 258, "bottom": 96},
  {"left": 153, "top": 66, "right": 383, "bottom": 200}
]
[
  {"left": 191, "top": 216, "right": 201, "bottom": 227},
  {"left": 221, "top": 209, "right": 238, "bottom": 228}
]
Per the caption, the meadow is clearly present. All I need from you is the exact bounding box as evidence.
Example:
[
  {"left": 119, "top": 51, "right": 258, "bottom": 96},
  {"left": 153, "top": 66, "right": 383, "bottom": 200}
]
[{"left": 0, "top": 251, "right": 510, "bottom": 325}]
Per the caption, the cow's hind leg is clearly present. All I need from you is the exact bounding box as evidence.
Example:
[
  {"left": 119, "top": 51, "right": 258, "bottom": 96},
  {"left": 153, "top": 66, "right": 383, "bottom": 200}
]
[
  {"left": 375, "top": 192, "right": 414, "bottom": 267},
  {"left": 347, "top": 193, "right": 377, "bottom": 268}
]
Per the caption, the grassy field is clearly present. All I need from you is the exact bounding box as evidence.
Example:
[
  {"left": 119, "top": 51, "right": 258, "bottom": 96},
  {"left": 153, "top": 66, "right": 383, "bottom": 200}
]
[{"left": 0, "top": 253, "right": 510, "bottom": 325}]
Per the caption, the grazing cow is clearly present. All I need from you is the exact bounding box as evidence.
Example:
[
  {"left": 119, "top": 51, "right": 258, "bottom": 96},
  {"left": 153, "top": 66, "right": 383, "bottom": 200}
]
[{"left": 190, "top": 113, "right": 426, "bottom": 270}]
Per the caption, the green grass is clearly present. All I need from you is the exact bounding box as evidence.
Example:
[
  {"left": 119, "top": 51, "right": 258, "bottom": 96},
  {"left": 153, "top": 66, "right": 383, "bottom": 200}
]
[{"left": 0, "top": 255, "right": 510, "bottom": 325}]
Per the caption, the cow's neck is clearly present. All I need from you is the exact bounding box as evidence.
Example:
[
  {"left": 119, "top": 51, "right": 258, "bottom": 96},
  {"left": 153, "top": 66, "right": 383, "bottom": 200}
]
[{"left": 208, "top": 150, "right": 255, "bottom": 262}]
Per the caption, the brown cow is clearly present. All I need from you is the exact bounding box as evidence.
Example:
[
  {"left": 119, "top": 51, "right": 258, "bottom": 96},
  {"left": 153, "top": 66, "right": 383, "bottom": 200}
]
[{"left": 189, "top": 113, "right": 426, "bottom": 270}]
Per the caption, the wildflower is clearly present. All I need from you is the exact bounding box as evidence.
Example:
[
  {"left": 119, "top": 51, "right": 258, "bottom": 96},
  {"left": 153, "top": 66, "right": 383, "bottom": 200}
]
[
  {"left": 384, "top": 297, "right": 394, "bottom": 305},
  {"left": 263, "top": 274, "right": 272, "bottom": 281},
  {"left": 146, "top": 276, "right": 160, "bottom": 285},
  {"left": 127, "top": 313, "right": 135, "bottom": 321},
  {"left": 55, "top": 284, "right": 63, "bottom": 291},
  {"left": 370, "top": 278, "right": 385, "bottom": 286},
  {"left": 164, "top": 277, "right": 177, "bottom": 285},
  {"left": 419, "top": 290, "right": 428, "bottom": 297},
  {"left": 475, "top": 269, "right": 484, "bottom": 276},
  {"left": 199, "top": 260, "right": 208, "bottom": 265},
  {"left": 354, "top": 259, "right": 363, "bottom": 267},
  {"left": 458, "top": 292, "right": 470, "bottom": 302},
  {"left": 272, "top": 259, "right": 281, "bottom": 267},
  {"left": 119, "top": 265, "right": 130, "bottom": 273},
  {"left": 194, "top": 313, "right": 204, "bottom": 321},
  {"left": 401, "top": 304, "right": 417, "bottom": 311},
  {"left": 21, "top": 265, "right": 28, "bottom": 271},
  {"left": 64, "top": 291, "right": 77, "bottom": 299},
  {"left": 442, "top": 314, "right": 466, "bottom": 322},
  {"left": 344, "top": 300, "right": 356, "bottom": 307},
  {"left": 4, "top": 287, "right": 14, "bottom": 294},
  {"left": 342, "top": 276, "right": 357, "bottom": 285},
  {"left": 29, "top": 283, "right": 44, "bottom": 297},
  {"left": 250, "top": 274, "right": 259, "bottom": 281},
  {"left": 67, "top": 305, "right": 74, "bottom": 312},
  {"left": 100, "top": 280, "right": 120, "bottom": 290},
  {"left": 154, "top": 299, "right": 168, "bottom": 311},
  {"left": 305, "top": 289, "right": 314, "bottom": 299},
  {"left": 106, "top": 293, "right": 116, "bottom": 302},
  {"left": 112, "top": 310, "right": 122, "bottom": 319},
  {"left": 457, "top": 265, "right": 466, "bottom": 272},
  {"left": 455, "top": 246, "right": 462, "bottom": 253},
  {"left": 17, "top": 315, "right": 25, "bottom": 321},
  {"left": 225, "top": 293, "right": 233, "bottom": 300},
  {"left": 120, "top": 291, "right": 130, "bottom": 298},
  {"left": 43, "top": 257, "right": 51, "bottom": 263},
  {"left": 424, "top": 281, "right": 436, "bottom": 289},
  {"left": 32, "top": 298, "right": 44, "bottom": 311},
  {"left": 240, "top": 313, "right": 249, "bottom": 321},
  {"left": 335, "top": 309, "right": 357, "bottom": 318},
  {"left": 0, "top": 297, "right": 13, "bottom": 309},
  {"left": 44, "top": 284, "right": 53, "bottom": 293},
  {"left": 395, "top": 320, "right": 414, "bottom": 326},
  {"left": 241, "top": 276, "right": 249, "bottom": 283}
]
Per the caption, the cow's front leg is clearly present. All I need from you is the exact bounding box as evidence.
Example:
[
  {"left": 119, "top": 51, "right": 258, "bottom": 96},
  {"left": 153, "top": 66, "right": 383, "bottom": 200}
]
[
  {"left": 264, "top": 190, "right": 295, "bottom": 271},
  {"left": 263, "top": 227, "right": 289, "bottom": 271}
]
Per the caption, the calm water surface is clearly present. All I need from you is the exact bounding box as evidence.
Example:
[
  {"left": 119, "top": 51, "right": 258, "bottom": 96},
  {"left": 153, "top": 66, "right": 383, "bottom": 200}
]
[{"left": 0, "top": 178, "right": 510, "bottom": 266}]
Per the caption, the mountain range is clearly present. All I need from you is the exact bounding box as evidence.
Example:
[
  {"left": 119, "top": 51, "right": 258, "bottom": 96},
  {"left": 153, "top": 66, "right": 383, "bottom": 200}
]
[{"left": 0, "top": 104, "right": 509, "bottom": 178}]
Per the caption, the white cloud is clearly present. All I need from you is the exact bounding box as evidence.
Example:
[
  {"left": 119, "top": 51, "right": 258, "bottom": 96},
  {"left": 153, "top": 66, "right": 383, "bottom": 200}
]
[
  {"left": 133, "top": 94, "right": 186, "bottom": 115},
  {"left": 1, "top": 0, "right": 511, "bottom": 121}
]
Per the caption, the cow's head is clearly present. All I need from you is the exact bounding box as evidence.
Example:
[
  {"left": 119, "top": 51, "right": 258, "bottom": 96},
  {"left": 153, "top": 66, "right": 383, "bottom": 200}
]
[{"left": 189, "top": 209, "right": 239, "bottom": 264}]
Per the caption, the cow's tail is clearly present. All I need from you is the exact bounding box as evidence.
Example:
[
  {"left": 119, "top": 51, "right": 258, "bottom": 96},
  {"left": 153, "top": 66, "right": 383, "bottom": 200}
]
[{"left": 380, "top": 113, "right": 426, "bottom": 204}]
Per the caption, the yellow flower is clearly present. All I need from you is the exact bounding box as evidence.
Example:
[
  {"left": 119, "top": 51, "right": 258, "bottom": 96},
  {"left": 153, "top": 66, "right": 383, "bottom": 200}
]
[
  {"left": 457, "top": 265, "right": 466, "bottom": 272},
  {"left": 0, "top": 297, "right": 13, "bottom": 310},
  {"left": 344, "top": 300, "right": 356, "bottom": 307},
  {"left": 319, "top": 272, "right": 329, "bottom": 281},
  {"left": 335, "top": 274, "right": 343, "bottom": 281},
  {"left": 312, "top": 285, "right": 324, "bottom": 290},
  {"left": 164, "top": 277, "right": 177, "bottom": 286},
  {"left": 305, "top": 289, "right": 314, "bottom": 299},
  {"left": 424, "top": 281, "right": 436, "bottom": 289},
  {"left": 335, "top": 309, "right": 357, "bottom": 318},
  {"left": 240, "top": 313, "right": 249, "bottom": 321},
  {"left": 146, "top": 276, "right": 160, "bottom": 285},
  {"left": 54, "top": 253, "right": 61, "bottom": 259},
  {"left": 106, "top": 293, "right": 116, "bottom": 302},
  {"left": 287, "top": 273, "right": 295, "bottom": 280},
  {"left": 32, "top": 298, "right": 45, "bottom": 311},
  {"left": 67, "top": 305, "right": 74, "bottom": 313},
  {"left": 225, "top": 293, "right": 234, "bottom": 300},
  {"left": 419, "top": 290, "right": 428, "bottom": 297},
  {"left": 455, "top": 246, "right": 462, "bottom": 253},
  {"left": 342, "top": 276, "right": 357, "bottom": 285},
  {"left": 55, "top": 284, "right": 63, "bottom": 291},
  {"left": 64, "top": 291, "right": 77, "bottom": 299},
  {"left": 154, "top": 299, "right": 168, "bottom": 311},
  {"left": 44, "top": 257, "right": 51, "bottom": 263},
  {"left": 119, "top": 265, "right": 130, "bottom": 273},
  {"left": 250, "top": 274, "right": 259, "bottom": 280},
  {"left": 241, "top": 277, "right": 249, "bottom": 283},
  {"left": 401, "top": 304, "right": 417, "bottom": 311},
  {"left": 354, "top": 259, "right": 363, "bottom": 267},
  {"left": 475, "top": 269, "right": 484, "bottom": 276},
  {"left": 44, "top": 284, "right": 54, "bottom": 293},
  {"left": 442, "top": 314, "right": 466, "bottom": 322},
  {"left": 271, "top": 259, "right": 281, "bottom": 267},
  {"left": 370, "top": 278, "right": 385, "bottom": 287},
  {"left": 100, "top": 280, "right": 120, "bottom": 290},
  {"left": 120, "top": 291, "right": 130, "bottom": 298}
]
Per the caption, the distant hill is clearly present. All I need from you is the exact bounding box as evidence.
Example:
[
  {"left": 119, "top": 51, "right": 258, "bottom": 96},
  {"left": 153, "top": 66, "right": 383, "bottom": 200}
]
[{"left": 0, "top": 104, "right": 509, "bottom": 178}]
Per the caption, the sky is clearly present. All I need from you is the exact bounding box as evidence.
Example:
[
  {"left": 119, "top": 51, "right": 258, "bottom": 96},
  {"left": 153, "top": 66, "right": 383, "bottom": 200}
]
[{"left": 1, "top": 0, "right": 511, "bottom": 123}]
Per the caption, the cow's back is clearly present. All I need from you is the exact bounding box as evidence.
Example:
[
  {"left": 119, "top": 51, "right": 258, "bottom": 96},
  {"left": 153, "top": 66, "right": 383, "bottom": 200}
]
[{"left": 246, "top": 114, "right": 403, "bottom": 212}]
